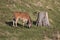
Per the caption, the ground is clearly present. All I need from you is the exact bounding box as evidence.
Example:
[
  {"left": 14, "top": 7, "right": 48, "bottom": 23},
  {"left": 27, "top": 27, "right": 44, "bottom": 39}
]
[{"left": 0, "top": 0, "right": 60, "bottom": 40}]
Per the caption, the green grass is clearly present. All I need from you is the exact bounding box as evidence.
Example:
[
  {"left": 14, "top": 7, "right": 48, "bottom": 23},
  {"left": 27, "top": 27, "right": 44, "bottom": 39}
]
[{"left": 0, "top": 0, "right": 60, "bottom": 40}]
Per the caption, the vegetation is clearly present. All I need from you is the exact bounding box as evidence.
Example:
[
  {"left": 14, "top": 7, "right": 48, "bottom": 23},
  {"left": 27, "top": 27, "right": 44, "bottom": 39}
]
[{"left": 0, "top": 0, "right": 60, "bottom": 40}]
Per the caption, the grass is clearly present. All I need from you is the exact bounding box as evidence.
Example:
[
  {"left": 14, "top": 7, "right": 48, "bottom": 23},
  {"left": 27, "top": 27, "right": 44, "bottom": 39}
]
[{"left": 0, "top": 0, "right": 60, "bottom": 40}]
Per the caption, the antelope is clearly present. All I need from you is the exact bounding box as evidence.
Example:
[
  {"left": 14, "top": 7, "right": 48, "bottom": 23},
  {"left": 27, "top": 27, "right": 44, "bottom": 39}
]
[{"left": 13, "top": 12, "right": 32, "bottom": 28}]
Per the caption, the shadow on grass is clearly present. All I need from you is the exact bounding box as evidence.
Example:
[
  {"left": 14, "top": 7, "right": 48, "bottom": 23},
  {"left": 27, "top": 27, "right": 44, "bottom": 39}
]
[
  {"left": 5, "top": 21, "right": 22, "bottom": 27},
  {"left": 5, "top": 21, "right": 30, "bottom": 28},
  {"left": 33, "top": 21, "right": 36, "bottom": 25}
]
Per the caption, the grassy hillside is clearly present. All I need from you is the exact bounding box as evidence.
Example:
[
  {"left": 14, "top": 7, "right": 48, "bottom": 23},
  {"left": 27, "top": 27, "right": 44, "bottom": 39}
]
[{"left": 0, "top": 0, "right": 60, "bottom": 40}]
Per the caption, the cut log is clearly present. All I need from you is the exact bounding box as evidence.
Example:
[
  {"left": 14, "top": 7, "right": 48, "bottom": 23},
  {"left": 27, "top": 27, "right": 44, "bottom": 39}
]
[{"left": 36, "top": 11, "right": 50, "bottom": 26}]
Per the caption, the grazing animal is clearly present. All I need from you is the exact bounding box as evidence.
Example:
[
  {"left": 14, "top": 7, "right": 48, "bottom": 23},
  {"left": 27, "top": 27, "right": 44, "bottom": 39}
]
[{"left": 13, "top": 12, "right": 32, "bottom": 28}]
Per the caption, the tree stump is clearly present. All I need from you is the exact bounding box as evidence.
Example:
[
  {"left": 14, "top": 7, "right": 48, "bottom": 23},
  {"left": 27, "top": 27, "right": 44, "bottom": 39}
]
[{"left": 36, "top": 11, "right": 50, "bottom": 26}]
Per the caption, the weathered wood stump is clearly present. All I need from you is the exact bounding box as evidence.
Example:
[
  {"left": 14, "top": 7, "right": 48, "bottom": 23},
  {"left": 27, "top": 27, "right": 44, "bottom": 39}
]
[{"left": 36, "top": 11, "right": 50, "bottom": 26}]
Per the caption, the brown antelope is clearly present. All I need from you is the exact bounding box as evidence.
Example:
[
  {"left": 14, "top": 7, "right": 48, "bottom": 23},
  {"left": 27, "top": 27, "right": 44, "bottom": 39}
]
[{"left": 13, "top": 12, "right": 32, "bottom": 28}]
